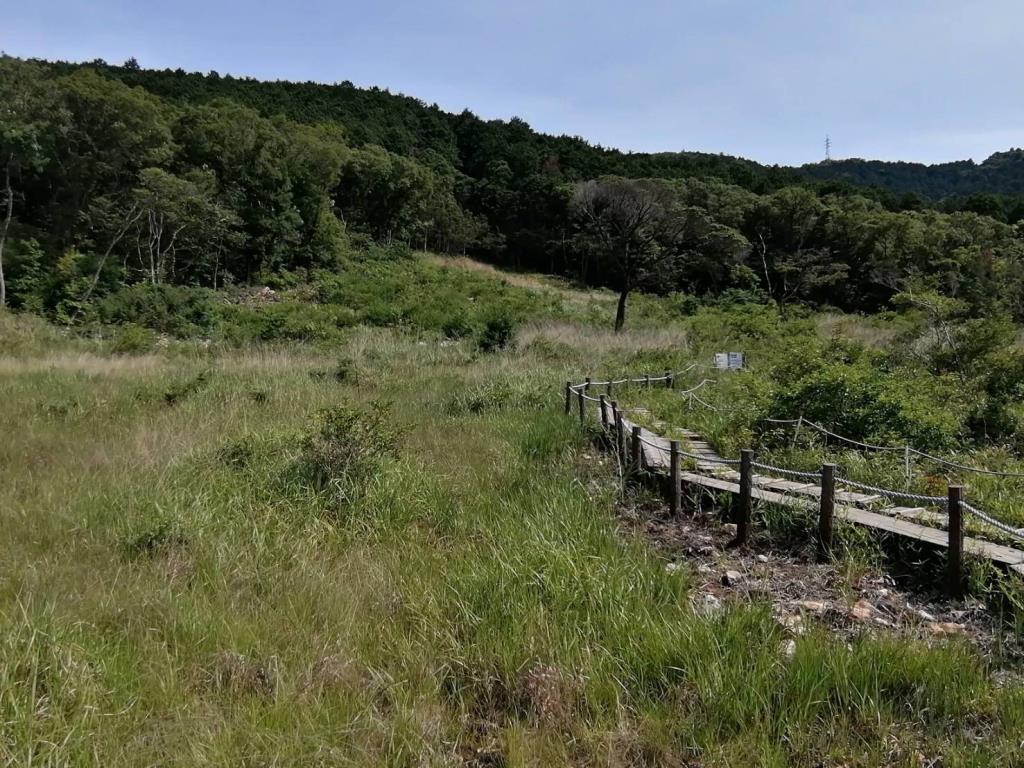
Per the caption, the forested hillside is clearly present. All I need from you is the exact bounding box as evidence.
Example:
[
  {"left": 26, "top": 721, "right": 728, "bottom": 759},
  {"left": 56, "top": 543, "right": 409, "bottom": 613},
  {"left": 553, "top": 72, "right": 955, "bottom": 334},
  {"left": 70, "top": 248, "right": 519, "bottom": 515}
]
[
  {"left": 802, "top": 151, "right": 1024, "bottom": 211},
  {"left": 3, "top": 55, "right": 1024, "bottom": 331}
]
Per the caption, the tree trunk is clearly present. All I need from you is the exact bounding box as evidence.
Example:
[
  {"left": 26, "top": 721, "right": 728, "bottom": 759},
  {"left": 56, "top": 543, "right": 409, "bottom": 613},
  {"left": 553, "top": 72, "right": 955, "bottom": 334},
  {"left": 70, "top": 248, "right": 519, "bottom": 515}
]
[
  {"left": 0, "top": 161, "right": 12, "bottom": 308},
  {"left": 614, "top": 287, "right": 629, "bottom": 332}
]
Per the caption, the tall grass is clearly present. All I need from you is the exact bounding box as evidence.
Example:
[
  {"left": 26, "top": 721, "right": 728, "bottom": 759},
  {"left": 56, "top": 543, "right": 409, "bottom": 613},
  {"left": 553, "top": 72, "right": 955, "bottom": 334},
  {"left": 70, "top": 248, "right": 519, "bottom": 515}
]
[{"left": 1, "top": 299, "right": 1023, "bottom": 764}]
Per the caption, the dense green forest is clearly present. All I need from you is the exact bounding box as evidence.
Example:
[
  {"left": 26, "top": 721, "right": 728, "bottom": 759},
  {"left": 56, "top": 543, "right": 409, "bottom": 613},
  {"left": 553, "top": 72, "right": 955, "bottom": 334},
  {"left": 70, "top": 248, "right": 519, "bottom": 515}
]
[{"left": 2, "top": 55, "right": 1024, "bottom": 329}]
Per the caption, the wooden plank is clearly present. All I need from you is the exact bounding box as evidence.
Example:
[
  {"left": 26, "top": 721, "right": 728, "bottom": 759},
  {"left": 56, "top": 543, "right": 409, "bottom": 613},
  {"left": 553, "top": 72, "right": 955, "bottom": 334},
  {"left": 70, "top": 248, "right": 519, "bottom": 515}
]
[
  {"left": 678, "top": 472, "right": 1024, "bottom": 566},
  {"left": 759, "top": 478, "right": 818, "bottom": 493},
  {"left": 835, "top": 490, "right": 883, "bottom": 504},
  {"left": 595, "top": 416, "right": 1024, "bottom": 571},
  {"left": 885, "top": 506, "right": 947, "bottom": 526}
]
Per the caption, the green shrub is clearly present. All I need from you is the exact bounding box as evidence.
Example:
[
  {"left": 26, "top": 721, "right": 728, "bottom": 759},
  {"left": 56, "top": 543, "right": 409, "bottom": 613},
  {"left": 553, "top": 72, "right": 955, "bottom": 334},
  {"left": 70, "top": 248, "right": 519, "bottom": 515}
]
[
  {"left": 110, "top": 323, "right": 157, "bottom": 354},
  {"left": 445, "top": 379, "right": 548, "bottom": 416},
  {"left": 99, "top": 283, "right": 217, "bottom": 336},
  {"left": 477, "top": 313, "right": 516, "bottom": 352},
  {"left": 768, "top": 357, "right": 965, "bottom": 451},
  {"left": 298, "top": 402, "right": 403, "bottom": 497},
  {"left": 217, "top": 302, "right": 357, "bottom": 344}
]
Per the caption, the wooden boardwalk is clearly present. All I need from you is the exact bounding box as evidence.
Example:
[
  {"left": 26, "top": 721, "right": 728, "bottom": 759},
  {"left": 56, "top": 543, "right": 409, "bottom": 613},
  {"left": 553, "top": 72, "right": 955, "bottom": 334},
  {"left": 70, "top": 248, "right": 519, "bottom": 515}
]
[{"left": 583, "top": 395, "right": 1024, "bottom": 578}]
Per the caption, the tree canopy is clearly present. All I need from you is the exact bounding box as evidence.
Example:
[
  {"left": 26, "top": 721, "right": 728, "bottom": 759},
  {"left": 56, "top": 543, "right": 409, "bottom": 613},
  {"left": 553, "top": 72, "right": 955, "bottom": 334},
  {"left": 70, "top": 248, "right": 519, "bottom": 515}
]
[{"left": 2, "top": 55, "right": 1024, "bottom": 330}]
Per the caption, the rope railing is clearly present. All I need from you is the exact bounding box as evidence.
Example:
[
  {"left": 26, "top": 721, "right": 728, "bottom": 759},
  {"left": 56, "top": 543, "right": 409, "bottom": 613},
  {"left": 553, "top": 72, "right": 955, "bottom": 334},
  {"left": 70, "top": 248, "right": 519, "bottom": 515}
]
[
  {"left": 633, "top": 432, "right": 741, "bottom": 465},
  {"left": 908, "top": 448, "right": 1024, "bottom": 479},
  {"left": 567, "top": 367, "right": 1024, "bottom": 553},
  {"left": 834, "top": 476, "right": 949, "bottom": 506},
  {"left": 574, "top": 364, "right": 700, "bottom": 390},
  {"left": 962, "top": 501, "right": 1024, "bottom": 540},
  {"left": 677, "top": 378, "right": 716, "bottom": 396},
  {"left": 750, "top": 461, "right": 821, "bottom": 481},
  {"left": 765, "top": 416, "right": 1024, "bottom": 478}
]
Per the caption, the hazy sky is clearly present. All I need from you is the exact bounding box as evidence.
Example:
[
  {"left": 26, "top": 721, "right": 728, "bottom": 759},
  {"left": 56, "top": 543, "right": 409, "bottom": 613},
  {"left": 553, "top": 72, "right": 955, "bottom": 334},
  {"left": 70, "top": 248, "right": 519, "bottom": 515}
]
[{"left": 4, "top": 0, "right": 1023, "bottom": 166}]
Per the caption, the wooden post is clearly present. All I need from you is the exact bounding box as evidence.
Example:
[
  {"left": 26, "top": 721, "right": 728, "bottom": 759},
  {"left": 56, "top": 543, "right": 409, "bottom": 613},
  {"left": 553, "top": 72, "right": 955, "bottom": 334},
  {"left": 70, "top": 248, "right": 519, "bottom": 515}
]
[
  {"left": 947, "top": 485, "right": 964, "bottom": 598},
  {"left": 817, "top": 462, "right": 836, "bottom": 561},
  {"left": 669, "top": 439, "right": 680, "bottom": 516},
  {"left": 631, "top": 425, "right": 641, "bottom": 472},
  {"left": 585, "top": 376, "right": 592, "bottom": 393},
  {"left": 615, "top": 408, "right": 625, "bottom": 464},
  {"left": 599, "top": 394, "right": 608, "bottom": 429},
  {"left": 611, "top": 401, "right": 620, "bottom": 457},
  {"left": 644, "top": 374, "right": 650, "bottom": 388},
  {"left": 665, "top": 370, "right": 672, "bottom": 388},
  {"left": 577, "top": 386, "right": 586, "bottom": 425},
  {"left": 564, "top": 381, "right": 572, "bottom": 414},
  {"left": 733, "top": 449, "right": 754, "bottom": 546},
  {"left": 606, "top": 381, "right": 613, "bottom": 397}
]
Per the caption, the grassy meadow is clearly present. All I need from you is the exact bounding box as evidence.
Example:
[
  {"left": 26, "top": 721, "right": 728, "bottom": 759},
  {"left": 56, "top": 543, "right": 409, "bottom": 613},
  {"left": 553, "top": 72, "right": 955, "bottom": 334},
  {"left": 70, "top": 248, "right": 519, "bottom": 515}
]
[{"left": 2, "top": 256, "right": 1024, "bottom": 766}]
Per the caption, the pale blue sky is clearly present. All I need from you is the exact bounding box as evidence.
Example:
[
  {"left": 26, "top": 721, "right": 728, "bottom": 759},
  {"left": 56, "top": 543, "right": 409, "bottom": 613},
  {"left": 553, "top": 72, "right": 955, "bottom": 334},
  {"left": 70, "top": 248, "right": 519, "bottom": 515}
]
[{"left": 4, "top": 0, "right": 1022, "bottom": 166}]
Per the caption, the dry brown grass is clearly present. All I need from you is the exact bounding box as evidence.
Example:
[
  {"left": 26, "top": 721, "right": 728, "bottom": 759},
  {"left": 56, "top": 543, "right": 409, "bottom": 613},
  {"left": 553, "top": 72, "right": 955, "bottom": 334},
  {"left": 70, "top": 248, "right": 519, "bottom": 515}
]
[
  {"left": 816, "top": 312, "right": 900, "bottom": 349},
  {"left": 517, "top": 321, "right": 689, "bottom": 355},
  {"left": 0, "top": 352, "right": 168, "bottom": 375}
]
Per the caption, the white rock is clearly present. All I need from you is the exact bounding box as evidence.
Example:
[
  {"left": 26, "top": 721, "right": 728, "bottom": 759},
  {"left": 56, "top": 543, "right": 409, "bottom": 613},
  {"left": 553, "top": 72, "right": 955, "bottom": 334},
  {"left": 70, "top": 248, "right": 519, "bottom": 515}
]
[
  {"left": 780, "top": 614, "right": 805, "bottom": 636},
  {"left": 756, "top": 554, "right": 769, "bottom": 563},
  {"left": 849, "top": 599, "right": 874, "bottom": 621},
  {"left": 695, "top": 593, "right": 723, "bottom": 616},
  {"left": 928, "top": 622, "right": 967, "bottom": 636},
  {"left": 796, "top": 600, "right": 828, "bottom": 614},
  {"left": 781, "top": 639, "right": 797, "bottom": 659}
]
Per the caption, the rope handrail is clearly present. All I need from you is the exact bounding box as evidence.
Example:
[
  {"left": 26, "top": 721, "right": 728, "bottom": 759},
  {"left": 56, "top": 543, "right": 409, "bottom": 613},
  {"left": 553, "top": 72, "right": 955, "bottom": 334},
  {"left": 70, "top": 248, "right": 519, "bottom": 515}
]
[
  {"left": 766, "top": 417, "right": 1024, "bottom": 478},
  {"left": 908, "top": 448, "right": 1024, "bottom": 479},
  {"left": 793, "top": 419, "right": 905, "bottom": 453},
  {"left": 633, "top": 432, "right": 743, "bottom": 465},
  {"left": 587, "top": 382, "right": 1024, "bottom": 545},
  {"left": 677, "top": 378, "right": 716, "bottom": 396},
  {"left": 569, "top": 366, "right": 1024, "bottom": 540},
  {"left": 750, "top": 461, "right": 821, "bottom": 481},
  {"left": 569, "top": 364, "right": 700, "bottom": 391},
  {"left": 962, "top": 501, "right": 1024, "bottom": 540},
  {"left": 834, "top": 476, "right": 948, "bottom": 506}
]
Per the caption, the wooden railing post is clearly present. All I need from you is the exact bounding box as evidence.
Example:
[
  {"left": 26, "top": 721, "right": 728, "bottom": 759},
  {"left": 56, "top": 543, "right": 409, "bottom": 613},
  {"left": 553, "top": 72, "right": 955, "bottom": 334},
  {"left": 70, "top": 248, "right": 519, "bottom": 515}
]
[
  {"left": 947, "top": 485, "right": 964, "bottom": 598},
  {"left": 644, "top": 374, "right": 650, "bottom": 388},
  {"left": 577, "top": 386, "right": 585, "bottom": 425},
  {"left": 564, "top": 381, "right": 572, "bottom": 414},
  {"left": 733, "top": 449, "right": 754, "bottom": 546},
  {"left": 817, "top": 463, "right": 836, "bottom": 561},
  {"left": 606, "top": 381, "right": 613, "bottom": 397},
  {"left": 599, "top": 395, "right": 608, "bottom": 429},
  {"left": 631, "top": 425, "right": 641, "bottom": 472},
  {"left": 615, "top": 407, "right": 625, "bottom": 465},
  {"left": 669, "top": 439, "right": 681, "bottom": 516},
  {"left": 665, "top": 370, "right": 672, "bottom": 389},
  {"left": 611, "top": 401, "right": 620, "bottom": 457},
  {"left": 585, "top": 376, "right": 592, "bottom": 393}
]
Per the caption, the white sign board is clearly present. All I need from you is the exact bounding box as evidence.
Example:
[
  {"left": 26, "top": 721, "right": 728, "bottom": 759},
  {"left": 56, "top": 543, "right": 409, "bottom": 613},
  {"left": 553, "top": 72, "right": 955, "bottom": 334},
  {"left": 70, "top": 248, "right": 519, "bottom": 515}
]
[{"left": 713, "top": 352, "right": 745, "bottom": 370}]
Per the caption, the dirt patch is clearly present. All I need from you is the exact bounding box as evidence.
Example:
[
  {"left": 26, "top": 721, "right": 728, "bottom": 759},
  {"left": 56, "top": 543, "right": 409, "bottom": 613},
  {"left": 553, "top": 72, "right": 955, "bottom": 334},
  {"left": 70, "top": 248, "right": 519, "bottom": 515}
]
[{"left": 620, "top": 486, "right": 1024, "bottom": 663}]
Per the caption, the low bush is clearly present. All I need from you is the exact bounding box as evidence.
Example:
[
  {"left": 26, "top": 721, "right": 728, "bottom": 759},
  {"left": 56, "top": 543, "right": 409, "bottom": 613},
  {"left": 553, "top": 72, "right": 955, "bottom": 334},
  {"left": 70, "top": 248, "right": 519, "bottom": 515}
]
[
  {"left": 297, "top": 402, "right": 404, "bottom": 498},
  {"left": 110, "top": 323, "right": 157, "bottom": 354},
  {"left": 477, "top": 312, "right": 516, "bottom": 352},
  {"left": 217, "top": 302, "right": 357, "bottom": 344},
  {"left": 98, "top": 283, "right": 218, "bottom": 336}
]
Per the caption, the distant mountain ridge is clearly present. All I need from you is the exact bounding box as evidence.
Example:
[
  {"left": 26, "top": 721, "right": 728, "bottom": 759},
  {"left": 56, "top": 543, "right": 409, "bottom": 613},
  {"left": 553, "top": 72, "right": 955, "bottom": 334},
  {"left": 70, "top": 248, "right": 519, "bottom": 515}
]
[{"left": 801, "top": 150, "right": 1024, "bottom": 198}]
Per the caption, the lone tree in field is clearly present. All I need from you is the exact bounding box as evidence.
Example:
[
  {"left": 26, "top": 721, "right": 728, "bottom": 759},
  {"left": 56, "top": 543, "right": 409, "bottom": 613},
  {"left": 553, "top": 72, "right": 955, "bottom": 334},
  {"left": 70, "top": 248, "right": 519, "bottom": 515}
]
[{"left": 571, "top": 177, "right": 689, "bottom": 331}]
